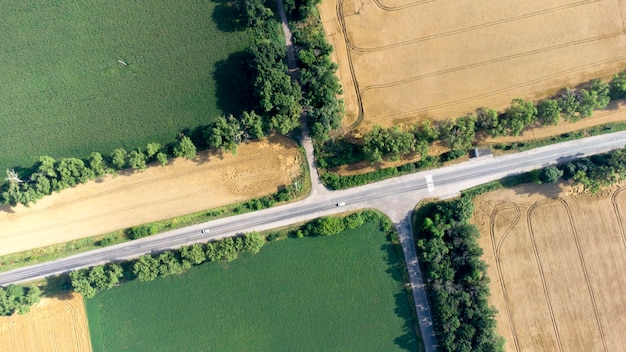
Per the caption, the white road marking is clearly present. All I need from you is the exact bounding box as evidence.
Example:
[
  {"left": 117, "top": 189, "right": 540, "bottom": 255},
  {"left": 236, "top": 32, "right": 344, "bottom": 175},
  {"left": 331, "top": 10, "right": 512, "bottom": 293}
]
[{"left": 425, "top": 174, "right": 435, "bottom": 194}]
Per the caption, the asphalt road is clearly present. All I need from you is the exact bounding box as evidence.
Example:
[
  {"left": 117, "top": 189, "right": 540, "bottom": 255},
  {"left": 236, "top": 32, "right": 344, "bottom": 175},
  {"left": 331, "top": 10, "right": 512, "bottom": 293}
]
[
  {"left": 1, "top": 131, "right": 626, "bottom": 352},
  {"left": 2, "top": 131, "right": 625, "bottom": 286}
]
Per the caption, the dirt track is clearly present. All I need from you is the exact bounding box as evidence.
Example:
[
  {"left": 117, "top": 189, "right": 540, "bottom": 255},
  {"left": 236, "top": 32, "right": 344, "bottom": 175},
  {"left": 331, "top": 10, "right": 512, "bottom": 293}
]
[
  {"left": 319, "top": 0, "right": 626, "bottom": 130},
  {"left": 472, "top": 184, "right": 626, "bottom": 351},
  {"left": 0, "top": 135, "right": 302, "bottom": 256},
  {"left": 0, "top": 293, "right": 91, "bottom": 352}
]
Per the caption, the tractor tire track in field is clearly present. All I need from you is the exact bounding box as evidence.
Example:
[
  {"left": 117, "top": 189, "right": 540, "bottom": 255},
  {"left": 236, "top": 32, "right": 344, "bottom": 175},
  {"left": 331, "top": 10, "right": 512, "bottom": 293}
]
[
  {"left": 371, "top": 0, "right": 434, "bottom": 12},
  {"left": 526, "top": 199, "right": 564, "bottom": 352},
  {"left": 354, "top": 0, "right": 600, "bottom": 53},
  {"left": 556, "top": 197, "right": 608, "bottom": 352},
  {"left": 2, "top": 160, "right": 226, "bottom": 220},
  {"left": 336, "top": 0, "right": 365, "bottom": 130},
  {"left": 361, "top": 31, "right": 624, "bottom": 94},
  {"left": 0, "top": 181, "right": 232, "bottom": 241},
  {"left": 489, "top": 202, "right": 521, "bottom": 352},
  {"left": 611, "top": 187, "right": 626, "bottom": 252},
  {"left": 64, "top": 301, "right": 81, "bottom": 352},
  {"left": 373, "top": 53, "right": 626, "bottom": 122}
]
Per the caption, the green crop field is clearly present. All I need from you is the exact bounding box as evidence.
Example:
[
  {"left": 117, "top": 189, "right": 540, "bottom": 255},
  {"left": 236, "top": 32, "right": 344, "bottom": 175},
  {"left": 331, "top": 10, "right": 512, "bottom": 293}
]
[
  {"left": 0, "top": 0, "right": 253, "bottom": 171},
  {"left": 85, "top": 222, "right": 421, "bottom": 351}
]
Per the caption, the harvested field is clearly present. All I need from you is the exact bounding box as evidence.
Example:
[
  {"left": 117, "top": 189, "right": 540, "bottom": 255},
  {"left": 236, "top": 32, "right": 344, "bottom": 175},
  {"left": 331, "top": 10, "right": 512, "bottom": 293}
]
[
  {"left": 472, "top": 184, "right": 626, "bottom": 351},
  {"left": 0, "top": 293, "right": 91, "bottom": 352},
  {"left": 0, "top": 135, "right": 302, "bottom": 256},
  {"left": 318, "top": 0, "right": 626, "bottom": 129}
]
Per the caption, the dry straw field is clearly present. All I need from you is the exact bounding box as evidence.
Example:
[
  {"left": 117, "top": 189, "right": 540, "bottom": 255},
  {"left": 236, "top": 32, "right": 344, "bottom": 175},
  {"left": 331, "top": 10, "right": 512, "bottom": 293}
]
[
  {"left": 318, "top": 0, "right": 626, "bottom": 129},
  {"left": 0, "top": 293, "right": 91, "bottom": 352},
  {"left": 0, "top": 135, "right": 301, "bottom": 256},
  {"left": 473, "top": 185, "right": 626, "bottom": 352}
]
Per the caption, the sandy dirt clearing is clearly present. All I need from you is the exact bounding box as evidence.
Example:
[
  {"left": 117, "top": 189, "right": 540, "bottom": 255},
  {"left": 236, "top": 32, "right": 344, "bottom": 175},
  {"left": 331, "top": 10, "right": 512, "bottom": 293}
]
[
  {"left": 472, "top": 184, "right": 626, "bottom": 351},
  {"left": 319, "top": 0, "right": 626, "bottom": 130},
  {"left": 0, "top": 135, "right": 302, "bottom": 256},
  {"left": 0, "top": 293, "right": 91, "bottom": 352}
]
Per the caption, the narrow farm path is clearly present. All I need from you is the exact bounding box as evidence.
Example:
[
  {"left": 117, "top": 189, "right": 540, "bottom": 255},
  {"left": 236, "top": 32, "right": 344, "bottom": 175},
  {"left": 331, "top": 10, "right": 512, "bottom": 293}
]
[{"left": 275, "top": 1, "right": 437, "bottom": 350}]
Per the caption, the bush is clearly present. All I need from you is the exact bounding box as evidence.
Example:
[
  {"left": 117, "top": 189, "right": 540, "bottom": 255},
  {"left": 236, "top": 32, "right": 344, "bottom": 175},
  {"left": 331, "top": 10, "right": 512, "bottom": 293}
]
[
  {"left": 440, "top": 149, "right": 466, "bottom": 162},
  {"left": 128, "top": 225, "right": 159, "bottom": 240}
]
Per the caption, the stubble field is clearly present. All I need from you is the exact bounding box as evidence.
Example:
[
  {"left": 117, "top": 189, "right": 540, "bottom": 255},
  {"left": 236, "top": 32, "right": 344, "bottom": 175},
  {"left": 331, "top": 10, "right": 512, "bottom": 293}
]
[
  {"left": 0, "top": 293, "right": 91, "bottom": 352},
  {"left": 0, "top": 135, "right": 302, "bottom": 256},
  {"left": 318, "top": 0, "right": 626, "bottom": 129},
  {"left": 472, "top": 184, "right": 626, "bottom": 351}
]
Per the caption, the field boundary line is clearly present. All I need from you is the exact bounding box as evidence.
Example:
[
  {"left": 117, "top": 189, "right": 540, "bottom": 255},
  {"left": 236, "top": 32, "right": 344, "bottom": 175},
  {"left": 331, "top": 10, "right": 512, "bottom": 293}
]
[
  {"left": 8, "top": 316, "right": 17, "bottom": 352},
  {"left": 371, "top": 0, "right": 434, "bottom": 12},
  {"left": 370, "top": 53, "right": 626, "bottom": 121},
  {"left": 64, "top": 301, "right": 82, "bottom": 352},
  {"left": 611, "top": 187, "right": 626, "bottom": 252},
  {"left": 527, "top": 199, "right": 564, "bottom": 352},
  {"left": 361, "top": 31, "right": 624, "bottom": 93},
  {"left": 557, "top": 197, "right": 608, "bottom": 352},
  {"left": 489, "top": 202, "right": 521, "bottom": 352},
  {"left": 352, "top": 0, "right": 599, "bottom": 53},
  {"left": 336, "top": 0, "right": 365, "bottom": 129}
]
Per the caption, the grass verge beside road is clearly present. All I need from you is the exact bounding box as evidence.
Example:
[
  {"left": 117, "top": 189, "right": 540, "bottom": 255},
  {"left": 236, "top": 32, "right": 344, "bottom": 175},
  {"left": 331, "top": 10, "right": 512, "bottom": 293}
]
[{"left": 85, "top": 221, "right": 422, "bottom": 351}]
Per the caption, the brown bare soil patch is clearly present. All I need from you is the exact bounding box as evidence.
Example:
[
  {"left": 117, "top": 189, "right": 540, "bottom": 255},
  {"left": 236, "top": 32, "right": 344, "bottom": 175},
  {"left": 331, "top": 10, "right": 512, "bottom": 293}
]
[
  {"left": 472, "top": 184, "right": 626, "bottom": 351},
  {"left": 0, "top": 293, "right": 91, "bottom": 352},
  {"left": 0, "top": 135, "right": 302, "bottom": 256},
  {"left": 319, "top": 0, "right": 626, "bottom": 131}
]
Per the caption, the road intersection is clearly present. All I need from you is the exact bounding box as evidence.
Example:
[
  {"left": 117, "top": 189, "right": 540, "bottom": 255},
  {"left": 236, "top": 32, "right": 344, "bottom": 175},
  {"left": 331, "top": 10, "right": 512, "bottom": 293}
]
[{"left": 2, "top": 130, "right": 626, "bottom": 350}]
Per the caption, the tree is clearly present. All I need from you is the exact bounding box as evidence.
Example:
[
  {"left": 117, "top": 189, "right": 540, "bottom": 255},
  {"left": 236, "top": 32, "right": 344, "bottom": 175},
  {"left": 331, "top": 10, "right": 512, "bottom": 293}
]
[
  {"left": 55, "top": 158, "right": 93, "bottom": 188},
  {"left": 503, "top": 98, "right": 537, "bottom": 136},
  {"left": 609, "top": 71, "right": 626, "bottom": 100},
  {"left": 157, "top": 252, "right": 183, "bottom": 276},
  {"left": 243, "top": 232, "right": 265, "bottom": 254},
  {"left": 110, "top": 148, "right": 128, "bottom": 170},
  {"left": 133, "top": 255, "right": 160, "bottom": 282},
  {"left": 146, "top": 143, "right": 162, "bottom": 158},
  {"left": 69, "top": 270, "right": 97, "bottom": 298},
  {"left": 537, "top": 99, "right": 560, "bottom": 125},
  {"left": 590, "top": 79, "right": 610, "bottom": 109},
  {"left": 206, "top": 115, "right": 241, "bottom": 154},
  {"left": 173, "top": 136, "right": 197, "bottom": 159},
  {"left": 240, "top": 111, "right": 264, "bottom": 139},
  {"left": 539, "top": 165, "right": 563, "bottom": 184},
  {"left": 312, "top": 216, "right": 345, "bottom": 236},
  {"left": 0, "top": 285, "right": 41, "bottom": 316},
  {"left": 128, "top": 149, "right": 147, "bottom": 170},
  {"left": 363, "top": 125, "right": 416, "bottom": 162},
  {"left": 88, "top": 152, "right": 108, "bottom": 179},
  {"left": 180, "top": 243, "right": 206, "bottom": 265},
  {"left": 36, "top": 156, "right": 57, "bottom": 178},
  {"left": 439, "top": 115, "right": 476, "bottom": 150},
  {"left": 476, "top": 108, "right": 503, "bottom": 136},
  {"left": 156, "top": 152, "right": 168, "bottom": 166}
]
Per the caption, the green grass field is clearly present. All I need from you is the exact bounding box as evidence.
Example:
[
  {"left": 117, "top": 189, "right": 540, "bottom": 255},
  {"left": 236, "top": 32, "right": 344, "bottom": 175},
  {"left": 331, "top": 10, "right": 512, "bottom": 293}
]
[
  {"left": 85, "top": 222, "right": 420, "bottom": 351},
  {"left": 0, "top": 0, "right": 253, "bottom": 171}
]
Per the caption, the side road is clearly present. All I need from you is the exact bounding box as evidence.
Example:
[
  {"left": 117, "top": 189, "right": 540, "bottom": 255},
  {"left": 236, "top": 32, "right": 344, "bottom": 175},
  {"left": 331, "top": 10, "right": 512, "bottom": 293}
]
[
  {"left": 273, "top": 1, "right": 436, "bottom": 347},
  {"left": 3, "top": 130, "right": 626, "bottom": 350}
]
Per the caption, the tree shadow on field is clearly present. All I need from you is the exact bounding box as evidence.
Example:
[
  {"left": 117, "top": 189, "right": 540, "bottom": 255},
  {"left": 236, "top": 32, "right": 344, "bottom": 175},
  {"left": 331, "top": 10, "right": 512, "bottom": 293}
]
[
  {"left": 0, "top": 204, "right": 15, "bottom": 214},
  {"left": 42, "top": 274, "right": 73, "bottom": 298},
  {"left": 213, "top": 51, "right": 255, "bottom": 117},
  {"left": 210, "top": 0, "right": 247, "bottom": 33},
  {"left": 380, "top": 242, "right": 422, "bottom": 351}
]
